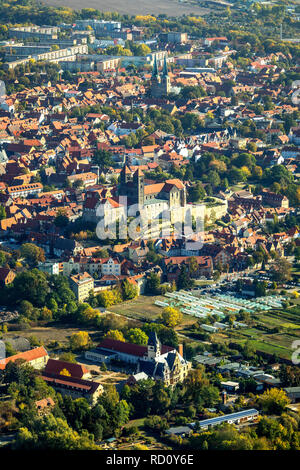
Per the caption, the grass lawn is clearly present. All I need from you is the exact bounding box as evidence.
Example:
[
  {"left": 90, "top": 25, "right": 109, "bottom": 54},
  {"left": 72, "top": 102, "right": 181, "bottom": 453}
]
[
  {"left": 108, "top": 295, "right": 164, "bottom": 321},
  {"left": 4, "top": 324, "right": 101, "bottom": 349},
  {"left": 108, "top": 295, "right": 196, "bottom": 329},
  {"left": 123, "top": 418, "right": 146, "bottom": 429},
  {"left": 245, "top": 339, "right": 291, "bottom": 359}
]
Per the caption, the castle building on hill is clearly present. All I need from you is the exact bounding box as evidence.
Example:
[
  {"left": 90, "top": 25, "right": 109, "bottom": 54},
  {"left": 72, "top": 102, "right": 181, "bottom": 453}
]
[
  {"left": 119, "top": 164, "right": 186, "bottom": 208},
  {"left": 150, "top": 56, "right": 171, "bottom": 98},
  {"left": 82, "top": 165, "right": 204, "bottom": 240},
  {"left": 118, "top": 164, "right": 187, "bottom": 231}
]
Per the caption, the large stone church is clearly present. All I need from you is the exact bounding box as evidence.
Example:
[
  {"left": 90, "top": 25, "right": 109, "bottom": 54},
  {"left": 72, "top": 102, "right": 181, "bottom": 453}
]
[
  {"left": 150, "top": 56, "right": 171, "bottom": 98},
  {"left": 119, "top": 164, "right": 186, "bottom": 208},
  {"left": 118, "top": 164, "right": 193, "bottom": 237},
  {"left": 82, "top": 165, "right": 188, "bottom": 231}
]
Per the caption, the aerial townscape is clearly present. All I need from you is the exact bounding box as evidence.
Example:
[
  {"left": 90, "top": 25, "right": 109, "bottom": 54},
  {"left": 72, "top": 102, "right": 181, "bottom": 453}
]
[{"left": 0, "top": 0, "right": 299, "bottom": 454}]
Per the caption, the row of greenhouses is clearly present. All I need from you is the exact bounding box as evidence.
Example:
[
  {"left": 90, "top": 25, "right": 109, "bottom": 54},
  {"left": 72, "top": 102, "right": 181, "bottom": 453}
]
[{"left": 154, "top": 290, "right": 286, "bottom": 319}]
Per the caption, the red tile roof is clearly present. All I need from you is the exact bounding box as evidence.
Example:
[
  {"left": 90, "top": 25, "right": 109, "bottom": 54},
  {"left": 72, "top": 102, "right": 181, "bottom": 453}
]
[
  {"left": 41, "top": 373, "right": 100, "bottom": 394},
  {"left": 35, "top": 397, "right": 55, "bottom": 410},
  {"left": 97, "top": 338, "right": 173, "bottom": 357},
  {"left": 44, "top": 358, "right": 88, "bottom": 379},
  {"left": 0, "top": 346, "right": 48, "bottom": 370}
]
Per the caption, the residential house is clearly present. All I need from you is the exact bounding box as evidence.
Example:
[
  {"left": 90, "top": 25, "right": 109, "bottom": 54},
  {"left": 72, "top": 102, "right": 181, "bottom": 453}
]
[{"left": 70, "top": 271, "right": 94, "bottom": 302}]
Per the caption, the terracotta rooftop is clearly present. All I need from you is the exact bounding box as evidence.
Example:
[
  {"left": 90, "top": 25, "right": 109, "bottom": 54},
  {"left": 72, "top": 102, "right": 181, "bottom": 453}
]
[
  {"left": 44, "top": 358, "right": 88, "bottom": 379},
  {"left": 0, "top": 346, "right": 48, "bottom": 370},
  {"left": 97, "top": 338, "right": 174, "bottom": 358}
]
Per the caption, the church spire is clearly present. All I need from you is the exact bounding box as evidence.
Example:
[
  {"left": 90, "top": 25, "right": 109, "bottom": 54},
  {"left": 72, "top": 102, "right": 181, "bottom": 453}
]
[
  {"left": 162, "top": 56, "right": 169, "bottom": 77},
  {"left": 147, "top": 331, "right": 161, "bottom": 360},
  {"left": 152, "top": 56, "right": 159, "bottom": 79}
]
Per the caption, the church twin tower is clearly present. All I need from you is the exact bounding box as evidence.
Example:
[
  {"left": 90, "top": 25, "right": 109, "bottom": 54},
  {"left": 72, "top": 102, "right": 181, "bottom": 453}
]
[{"left": 150, "top": 56, "right": 171, "bottom": 98}]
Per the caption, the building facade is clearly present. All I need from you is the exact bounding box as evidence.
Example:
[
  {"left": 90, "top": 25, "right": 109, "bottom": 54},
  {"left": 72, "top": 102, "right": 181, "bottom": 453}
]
[
  {"left": 70, "top": 272, "right": 94, "bottom": 301},
  {"left": 150, "top": 56, "right": 171, "bottom": 98}
]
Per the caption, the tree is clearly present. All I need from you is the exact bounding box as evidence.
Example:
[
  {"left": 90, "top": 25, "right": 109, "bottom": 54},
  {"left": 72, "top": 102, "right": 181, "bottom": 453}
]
[
  {"left": 72, "top": 179, "right": 84, "bottom": 189},
  {"left": 69, "top": 331, "right": 91, "bottom": 351},
  {"left": 279, "top": 365, "right": 300, "bottom": 387},
  {"left": 13, "top": 415, "right": 98, "bottom": 450},
  {"left": 160, "top": 307, "right": 182, "bottom": 328},
  {"left": 188, "top": 257, "right": 199, "bottom": 277},
  {"left": 270, "top": 258, "right": 292, "bottom": 283},
  {"left": 13, "top": 270, "right": 48, "bottom": 307},
  {"left": 92, "top": 149, "right": 113, "bottom": 169},
  {"left": 105, "top": 45, "right": 132, "bottom": 56},
  {"left": 77, "top": 304, "right": 100, "bottom": 325},
  {"left": 264, "top": 165, "right": 293, "bottom": 187},
  {"left": 0, "top": 205, "right": 6, "bottom": 220},
  {"left": 60, "top": 368, "right": 71, "bottom": 377},
  {"left": 182, "top": 366, "right": 210, "bottom": 404},
  {"left": 253, "top": 166, "right": 263, "bottom": 179},
  {"left": 59, "top": 352, "right": 77, "bottom": 363},
  {"left": 105, "top": 330, "right": 125, "bottom": 342},
  {"left": 95, "top": 248, "right": 109, "bottom": 258},
  {"left": 188, "top": 183, "right": 206, "bottom": 202},
  {"left": 127, "top": 328, "right": 148, "bottom": 345},
  {"left": 20, "top": 244, "right": 45, "bottom": 267},
  {"left": 151, "top": 381, "right": 171, "bottom": 413},
  {"left": 97, "top": 385, "right": 130, "bottom": 436},
  {"left": 177, "top": 265, "right": 194, "bottom": 290},
  {"left": 130, "top": 43, "right": 151, "bottom": 56},
  {"left": 257, "top": 416, "right": 286, "bottom": 442},
  {"left": 254, "top": 280, "right": 267, "bottom": 297},
  {"left": 145, "top": 273, "right": 161, "bottom": 295},
  {"left": 234, "top": 152, "right": 256, "bottom": 169},
  {"left": 5, "top": 341, "right": 17, "bottom": 357},
  {"left": 258, "top": 388, "right": 290, "bottom": 415},
  {"left": 97, "top": 289, "right": 122, "bottom": 308},
  {"left": 121, "top": 279, "right": 138, "bottom": 300},
  {"left": 247, "top": 142, "right": 257, "bottom": 152},
  {"left": 54, "top": 209, "right": 69, "bottom": 228},
  {"left": 39, "top": 307, "right": 53, "bottom": 322},
  {"left": 19, "top": 300, "right": 34, "bottom": 318}
]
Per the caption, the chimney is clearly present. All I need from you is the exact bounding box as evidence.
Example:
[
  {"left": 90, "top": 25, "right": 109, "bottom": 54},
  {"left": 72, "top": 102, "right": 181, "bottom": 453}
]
[
  {"left": 178, "top": 343, "right": 183, "bottom": 357},
  {"left": 221, "top": 390, "right": 227, "bottom": 404}
]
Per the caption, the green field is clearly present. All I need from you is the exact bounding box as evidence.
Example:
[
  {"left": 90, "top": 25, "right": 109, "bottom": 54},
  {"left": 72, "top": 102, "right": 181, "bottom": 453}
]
[
  {"left": 213, "top": 306, "right": 300, "bottom": 360},
  {"left": 108, "top": 295, "right": 164, "bottom": 321},
  {"left": 108, "top": 295, "right": 196, "bottom": 328},
  {"left": 108, "top": 294, "right": 300, "bottom": 360}
]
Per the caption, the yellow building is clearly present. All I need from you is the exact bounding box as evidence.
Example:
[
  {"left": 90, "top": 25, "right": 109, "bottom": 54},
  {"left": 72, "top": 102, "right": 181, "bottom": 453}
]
[{"left": 70, "top": 271, "right": 94, "bottom": 302}]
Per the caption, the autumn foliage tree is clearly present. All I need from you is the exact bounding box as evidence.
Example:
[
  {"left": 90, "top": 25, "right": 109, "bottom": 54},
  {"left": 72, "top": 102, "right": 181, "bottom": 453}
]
[
  {"left": 69, "top": 331, "right": 91, "bottom": 351},
  {"left": 160, "top": 307, "right": 183, "bottom": 328},
  {"left": 20, "top": 243, "right": 45, "bottom": 267},
  {"left": 104, "top": 329, "right": 125, "bottom": 342},
  {"left": 258, "top": 388, "right": 290, "bottom": 415}
]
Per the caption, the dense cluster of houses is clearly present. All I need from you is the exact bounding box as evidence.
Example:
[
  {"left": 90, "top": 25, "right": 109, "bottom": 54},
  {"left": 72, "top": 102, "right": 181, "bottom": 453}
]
[{"left": 0, "top": 21, "right": 299, "bottom": 299}]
